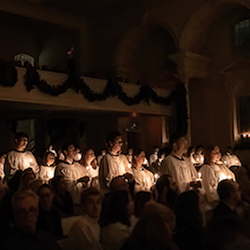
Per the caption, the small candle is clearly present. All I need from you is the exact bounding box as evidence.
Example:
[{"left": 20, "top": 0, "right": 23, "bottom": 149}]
[
  {"left": 227, "top": 176, "right": 232, "bottom": 180},
  {"left": 196, "top": 172, "right": 202, "bottom": 181},
  {"left": 154, "top": 173, "right": 159, "bottom": 184},
  {"left": 128, "top": 163, "right": 131, "bottom": 168}
]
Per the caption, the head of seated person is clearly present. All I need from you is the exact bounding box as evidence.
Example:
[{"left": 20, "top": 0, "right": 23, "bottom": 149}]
[
  {"left": 217, "top": 179, "right": 242, "bottom": 208},
  {"left": 37, "top": 184, "right": 54, "bottom": 211},
  {"left": 80, "top": 187, "right": 102, "bottom": 220},
  {"left": 110, "top": 176, "right": 129, "bottom": 192},
  {"left": 20, "top": 168, "right": 36, "bottom": 190},
  {"left": 12, "top": 189, "right": 39, "bottom": 234},
  {"left": 156, "top": 174, "right": 178, "bottom": 209},
  {"left": 14, "top": 132, "right": 29, "bottom": 152},
  {"left": 134, "top": 191, "right": 152, "bottom": 218},
  {"left": 141, "top": 201, "right": 176, "bottom": 234},
  {"left": 202, "top": 216, "right": 250, "bottom": 250}
]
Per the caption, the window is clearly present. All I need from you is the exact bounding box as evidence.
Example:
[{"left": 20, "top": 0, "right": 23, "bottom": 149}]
[{"left": 234, "top": 19, "right": 250, "bottom": 47}]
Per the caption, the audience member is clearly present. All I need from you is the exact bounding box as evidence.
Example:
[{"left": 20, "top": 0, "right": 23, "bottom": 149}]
[
  {"left": 50, "top": 176, "right": 74, "bottom": 216},
  {"left": 100, "top": 190, "right": 134, "bottom": 250},
  {"left": 156, "top": 174, "right": 178, "bottom": 209},
  {"left": 67, "top": 187, "right": 103, "bottom": 250},
  {"left": 173, "top": 190, "right": 203, "bottom": 250},
  {"left": 36, "top": 184, "right": 63, "bottom": 238},
  {"left": 2, "top": 189, "right": 60, "bottom": 250},
  {"left": 134, "top": 191, "right": 152, "bottom": 218}
]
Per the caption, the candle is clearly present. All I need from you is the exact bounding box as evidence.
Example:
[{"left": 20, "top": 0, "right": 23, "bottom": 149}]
[
  {"left": 154, "top": 173, "right": 159, "bottom": 184},
  {"left": 128, "top": 163, "right": 131, "bottom": 168},
  {"left": 196, "top": 172, "right": 202, "bottom": 181}
]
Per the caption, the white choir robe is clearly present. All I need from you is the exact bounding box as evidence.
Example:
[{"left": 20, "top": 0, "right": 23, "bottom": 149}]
[
  {"left": 160, "top": 152, "right": 197, "bottom": 193},
  {"left": 99, "top": 153, "right": 132, "bottom": 193},
  {"left": 0, "top": 163, "right": 4, "bottom": 181},
  {"left": 67, "top": 214, "right": 103, "bottom": 250},
  {"left": 85, "top": 165, "right": 100, "bottom": 188},
  {"left": 199, "top": 163, "right": 236, "bottom": 207},
  {"left": 132, "top": 166, "right": 154, "bottom": 193},
  {"left": 221, "top": 154, "right": 242, "bottom": 168},
  {"left": 55, "top": 161, "right": 87, "bottom": 204},
  {"left": 4, "top": 150, "right": 39, "bottom": 181},
  {"left": 39, "top": 165, "right": 56, "bottom": 183},
  {"left": 149, "top": 153, "right": 158, "bottom": 165}
]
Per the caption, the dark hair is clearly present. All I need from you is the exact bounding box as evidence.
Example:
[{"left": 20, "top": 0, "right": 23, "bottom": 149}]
[
  {"left": 156, "top": 174, "right": 172, "bottom": 195},
  {"left": 121, "top": 215, "right": 175, "bottom": 250},
  {"left": 174, "top": 190, "right": 203, "bottom": 230},
  {"left": 15, "top": 132, "right": 28, "bottom": 141},
  {"left": 187, "top": 146, "right": 195, "bottom": 157},
  {"left": 61, "top": 142, "right": 75, "bottom": 156},
  {"left": 42, "top": 151, "right": 56, "bottom": 166},
  {"left": 217, "top": 179, "right": 236, "bottom": 200},
  {"left": 100, "top": 190, "right": 131, "bottom": 227},
  {"left": 204, "top": 145, "right": 217, "bottom": 163},
  {"left": 169, "top": 132, "right": 186, "bottom": 149},
  {"left": 80, "top": 187, "right": 102, "bottom": 205},
  {"left": 106, "top": 131, "right": 121, "bottom": 147},
  {"left": 50, "top": 175, "right": 63, "bottom": 190},
  {"left": 37, "top": 183, "right": 54, "bottom": 195},
  {"left": 134, "top": 191, "right": 152, "bottom": 218}
]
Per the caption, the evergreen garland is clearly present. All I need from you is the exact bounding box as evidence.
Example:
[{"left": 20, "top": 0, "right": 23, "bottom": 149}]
[{"left": 0, "top": 62, "right": 188, "bottom": 135}]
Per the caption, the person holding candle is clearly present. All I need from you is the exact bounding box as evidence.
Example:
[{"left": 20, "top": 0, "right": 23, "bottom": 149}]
[
  {"left": 99, "top": 131, "right": 133, "bottom": 194},
  {"left": 221, "top": 146, "right": 242, "bottom": 169},
  {"left": 4, "top": 132, "right": 39, "bottom": 182},
  {"left": 131, "top": 150, "right": 154, "bottom": 194},
  {"left": 199, "top": 145, "right": 236, "bottom": 211},
  {"left": 160, "top": 133, "right": 198, "bottom": 194}
]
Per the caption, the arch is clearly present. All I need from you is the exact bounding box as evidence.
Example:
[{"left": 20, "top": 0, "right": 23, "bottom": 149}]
[
  {"left": 180, "top": 0, "right": 250, "bottom": 54},
  {"left": 114, "top": 23, "right": 178, "bottom": 86}
]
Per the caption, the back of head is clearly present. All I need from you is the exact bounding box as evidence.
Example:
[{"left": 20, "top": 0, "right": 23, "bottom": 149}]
[
  {"left": 134, "top": 191, "right": 152, "bottom": 218},
  {"left": 110, "top": 176, "right": 129, "bottom": 192},
  {"left": 202, "top": 216, "right": 250, "bottom": 250},
  {"left": 217, "top": 179, "right": 236, "bottom": 201}
]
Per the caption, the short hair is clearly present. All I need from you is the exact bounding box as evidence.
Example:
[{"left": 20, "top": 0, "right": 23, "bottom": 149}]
[
  {"left": 217, "top": 179, "right": 236, "bottom": 200},
  {"left": 169, "top": 132, "right": 186, "bottom": 149},
  {"left": 12, "top": 189, "right": 39, "bottom": 211},
  {"left": 156, "top": 174, "right": 172, "bottom": 195},
  {"left": 80, "top": 187, "right": 102, "bottom": 205},
  {"left": 15, "top": 132, "right": 29, "bottom": 141},
  {"left": 37, "top": 184, "right": 54, "bottom": 195},
  {"left": 61, "top": 142, "right": 75, "bottom": 156},
  {"left": 106, "top": 131, "right": 121, "bottom": 147}
]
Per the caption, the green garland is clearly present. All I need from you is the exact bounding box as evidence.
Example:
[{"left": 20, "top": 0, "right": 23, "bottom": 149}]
[{"left": 0, "top": 62, "right": 188, "bottom": 135}]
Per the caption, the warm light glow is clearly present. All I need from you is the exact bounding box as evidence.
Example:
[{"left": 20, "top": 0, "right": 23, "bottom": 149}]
[
  {"left": 243, "top": 133, "right": 247, "bottom": 138},
  {"left": 128, "top": 163, "right": 131, "bottom": 168},
  {"left": 227, "top": 175, "right": 232, "bottom": 180},
  {"left": 132, "top": 112, "right": 137, "bottom": 117}
]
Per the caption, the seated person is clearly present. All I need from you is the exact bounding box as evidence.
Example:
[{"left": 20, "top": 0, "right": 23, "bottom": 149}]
[
  {"left": 55, "top": 143, "right": 89, "bottom": 204},
  {"left": 99, "top": 131, "right": 133, "bottom": 194},
  {"left": 2, "top": 189, "right": 60, "bottom": 250},
  {"left": 50, "top": 176, "right": 74, "bottom": 217},
  {"left": 156, "top": 174, "right": 179, "bottom": 209},
  {"left": 4, "top": 132, "right": 39, "bottom": 182},
  {"left": 212, "top": 179, "right": 241, "bottom": 218},
  {"left": 36, "top": 184, "right": 63, "bottom": 238},
  {"left": 67, "top": 187, "right": 103, "bottom": 250}
]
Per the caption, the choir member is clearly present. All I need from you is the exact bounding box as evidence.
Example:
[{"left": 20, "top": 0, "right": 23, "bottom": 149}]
[{"left": 39, "top": 151, "right": 56, "bottom": 184}]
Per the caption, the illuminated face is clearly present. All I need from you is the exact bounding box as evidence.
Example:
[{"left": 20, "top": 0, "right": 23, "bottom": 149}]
[
  {"left": 135, "top": 151, "right": 146, "bottom": 166},
  {"left": 85, "top": 149, "right": 96, "bottom": 163},
  {"left": 65, "top": 145, "right": 76, "bottom": 160},
  {"left": 46, "top": 152, "right": 55, "bottom": 166},
  {"left": 110, "top": 136, "right": 123, "bottom": 154},
  {"left": 83, "top": 194, "right": 102, "bottom": 219},
  {"left": 16, "top": 137, "right": 28, "bottom": 151},
  {"left": 210, "top": 146, "right": 221, "bottom": 163},
  {"left": 14, "top": 196, "right": 38, "bottom": 233}
]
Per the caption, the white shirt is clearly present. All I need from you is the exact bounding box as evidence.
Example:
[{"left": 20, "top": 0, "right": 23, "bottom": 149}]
[
  {"left": 101, "top": 222, "right": 131, "bottom": 250},
  {"left": 200, "top": 162, "right": 236, "bottom": 204},
  {"left": 56, "top": 161, "right": 87, "bottom": 204},
  {"left": 132, "top": 166, "right": 154, "bottom": 193},
  {"left": 4, "top": 150, "right": 39, "bottom": 181},
  {"left": 149, "top": 153, "right": 158, "bottom": 165},
  {"left": 221, "top": 153, "right": 242, "bottom": 168},
  {"left": 39, "top": 165, "right": 56, "bottom": 183},
  {"left": 68, "top": 214, "right": 103, "bottom": 250},
  {"left": 160, "top": 152, "right": 197, "bottom": 193},
  {"left": 99, "top": 153, "right": 132, "bottom": 193}
]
